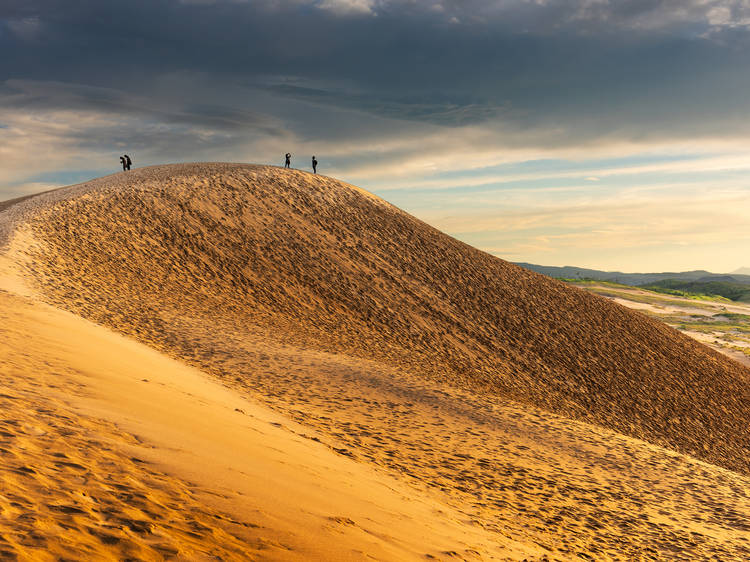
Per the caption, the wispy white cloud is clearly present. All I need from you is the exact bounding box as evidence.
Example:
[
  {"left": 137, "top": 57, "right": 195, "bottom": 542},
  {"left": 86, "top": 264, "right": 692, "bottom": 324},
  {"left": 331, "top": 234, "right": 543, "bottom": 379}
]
[
  {"left": 361, "top": 150, "right": 750, "bottom": 191},
  {"left": 413, "top": 181, "right": 750, "bottom": 272},
  {"left": 317, "top": 0, "right": 377, "bottom": 15},
  {"left": 4, "top": 17, "right": 42, "bottom": 41}
]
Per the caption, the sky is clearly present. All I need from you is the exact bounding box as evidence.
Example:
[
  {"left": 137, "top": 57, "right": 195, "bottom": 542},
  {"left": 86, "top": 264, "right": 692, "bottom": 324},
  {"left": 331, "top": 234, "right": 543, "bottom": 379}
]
[{"left": 2, "top": 0, "right": 750, "bottom": 273}]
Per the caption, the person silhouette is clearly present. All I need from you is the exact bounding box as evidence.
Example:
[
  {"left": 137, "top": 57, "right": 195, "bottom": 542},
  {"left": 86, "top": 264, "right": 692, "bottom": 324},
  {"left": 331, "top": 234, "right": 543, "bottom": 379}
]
[
  {"left": 119, "top": 156, "right": 127, "bottom": 171},
  {"left": 124, "top": 154, "right": 132, "bottom": 170},
  {"left": 285, "top": 153, "right": 291, "bottom": 168},
  {"left": 312, "top": 156, "right": 318, "bottom": 174}
]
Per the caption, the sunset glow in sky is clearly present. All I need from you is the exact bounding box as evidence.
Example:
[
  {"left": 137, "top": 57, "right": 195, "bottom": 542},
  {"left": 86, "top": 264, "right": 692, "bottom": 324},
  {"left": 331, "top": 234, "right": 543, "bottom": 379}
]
[{"left": 3, "top": 1, "right": 750, "bottom": 272}]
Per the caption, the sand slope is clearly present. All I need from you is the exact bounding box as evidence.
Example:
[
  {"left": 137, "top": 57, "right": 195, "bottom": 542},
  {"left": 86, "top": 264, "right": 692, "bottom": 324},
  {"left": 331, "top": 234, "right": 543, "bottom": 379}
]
[
  {"left": 0, "top": 286, "right": 535, "bottom": 560},
  {"left": 0, "top": 289, "right": 265, "bottom": 560},
  {"left": 1, "top": 163, "right": 749, "bottom": 559},
  {"left": 7, "top": 163, "right": 748, "bottom": 474}
]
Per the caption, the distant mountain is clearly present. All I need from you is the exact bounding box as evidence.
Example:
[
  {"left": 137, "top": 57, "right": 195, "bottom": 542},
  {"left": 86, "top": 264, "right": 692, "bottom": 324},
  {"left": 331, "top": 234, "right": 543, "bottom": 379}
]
[
  {"left": 515, "top": 263, "right": 709, "bottom": 286},
  {"left": 515, "top": 263, "right": 750, "bottom": 287},
  {"left": 732, "top": 267, "right": 750, "bottom": 275}
]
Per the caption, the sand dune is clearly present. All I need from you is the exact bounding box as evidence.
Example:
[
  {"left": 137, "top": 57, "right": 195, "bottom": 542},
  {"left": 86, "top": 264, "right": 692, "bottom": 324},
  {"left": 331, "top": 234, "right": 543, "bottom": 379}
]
[
  {"left": 7, "top": 163, "right": 748, "bottom": 473},
  {"left": 1, "top": 287, "right": 530, "bottom": 560},
  {"left": 1, "top": 163, "right": 749, "bottom": 559}
]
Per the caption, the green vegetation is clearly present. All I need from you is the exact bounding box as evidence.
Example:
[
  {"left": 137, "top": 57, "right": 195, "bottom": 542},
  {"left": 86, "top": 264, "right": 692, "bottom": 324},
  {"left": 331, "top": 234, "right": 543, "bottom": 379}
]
[
  {"left": 639, "top": 286, "right": 733, "bottom": 302},
  {"left": 719, "top": 313, "right": 750, "bottom": 322},
  {"left": 643, "top": 279, "right": 750, "bottom": 303},
  {"left": 557, "top": 278, "right": 630, "bottom": 288},
  {"left": 564, "top": 280, "right": 726, "bottom": 309}
]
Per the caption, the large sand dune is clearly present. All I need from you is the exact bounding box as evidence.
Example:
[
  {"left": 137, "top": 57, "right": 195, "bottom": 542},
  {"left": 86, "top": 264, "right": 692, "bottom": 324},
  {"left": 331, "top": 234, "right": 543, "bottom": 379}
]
[
  {"left": 1, "top": 163, "right": 749, "bottom": 559},
  {"left": 6, "top": 163, "right": 748, "bottom": 472}
]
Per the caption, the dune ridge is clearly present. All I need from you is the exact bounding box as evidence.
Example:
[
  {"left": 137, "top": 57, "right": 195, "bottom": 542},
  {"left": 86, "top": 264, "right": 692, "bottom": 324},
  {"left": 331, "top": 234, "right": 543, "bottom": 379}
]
[{"left": 8, "top": 163, "right": 748, "bottom": 474}]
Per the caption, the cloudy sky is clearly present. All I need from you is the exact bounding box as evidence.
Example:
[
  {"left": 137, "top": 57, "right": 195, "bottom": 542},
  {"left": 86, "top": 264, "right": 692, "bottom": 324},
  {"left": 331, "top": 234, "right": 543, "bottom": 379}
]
[{"left": 2, "top": 0, "right": 750, "bottom": 272}]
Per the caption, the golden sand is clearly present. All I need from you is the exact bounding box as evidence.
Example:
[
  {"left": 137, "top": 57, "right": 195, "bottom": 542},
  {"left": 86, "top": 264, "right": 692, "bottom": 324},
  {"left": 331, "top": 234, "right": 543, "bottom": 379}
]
[
  {"left": 1, "top": 288, "right": 533, "bottom": 560},
  {"left": 1, "top": 163, "right": 748, "bottom": 559}
]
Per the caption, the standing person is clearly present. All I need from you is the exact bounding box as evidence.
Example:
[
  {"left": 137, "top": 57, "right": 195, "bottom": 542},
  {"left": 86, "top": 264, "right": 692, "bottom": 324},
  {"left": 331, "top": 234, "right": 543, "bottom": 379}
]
[
  {"left": 119, "top": 156, "right": 127, "bottom": 171},
  {"left": 284, "top": 153, "right": 291, "bottom": 168},
  {"left": 124, "top": 154, "right": 132, "bottom": 170},
  {"left": 312, "top": 155, "right": 318, "bottom": 174}
]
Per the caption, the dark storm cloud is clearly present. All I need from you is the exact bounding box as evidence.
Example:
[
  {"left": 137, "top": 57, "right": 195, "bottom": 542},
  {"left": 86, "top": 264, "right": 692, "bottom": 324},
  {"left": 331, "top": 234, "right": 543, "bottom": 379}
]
[
  {"left": 3, "top": 0, "right": 750, "bottom": 149},
  {"left": 0, "top": 79, "right": 280, "bottom": 135},
  {"left": 264, "top": 84, "right": 501, "bottom": 126}
]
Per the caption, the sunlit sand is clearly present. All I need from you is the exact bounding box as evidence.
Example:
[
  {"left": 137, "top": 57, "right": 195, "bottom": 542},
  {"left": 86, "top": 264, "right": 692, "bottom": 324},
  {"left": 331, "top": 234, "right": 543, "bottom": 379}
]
[{"left": 1, "top": 163, "right": 748, "bottom": 560}]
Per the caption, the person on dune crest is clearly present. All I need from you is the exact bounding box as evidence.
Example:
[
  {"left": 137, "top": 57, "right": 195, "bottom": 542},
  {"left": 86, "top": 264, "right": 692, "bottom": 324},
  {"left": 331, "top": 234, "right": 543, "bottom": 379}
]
[
  {"left": 312, "top": 156, "right": 318, "bottom": 174},
  {"left": 285, "top": 153, "right": 291, "bottom": 168}
]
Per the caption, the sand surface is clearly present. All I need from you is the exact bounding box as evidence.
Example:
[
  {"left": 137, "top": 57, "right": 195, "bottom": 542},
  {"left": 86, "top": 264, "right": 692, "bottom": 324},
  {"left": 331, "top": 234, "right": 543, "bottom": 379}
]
[
  {"left": 601, "top": 285, "right": 750, "bottom": 317},
  {"left": 682, "top": 329, "right": 750, "bottom": 367},
  {"left": 0, "top": 280, "right": 534, "bottom": 560},
  {"left": 1, "top": 163, "right": 749, "bottom": 559},
  {"left": 12, "top": 163, "right": 749, "bottom": 474},
  {"left": 574, "top": 282, "right": 750, "bottom": 368}
]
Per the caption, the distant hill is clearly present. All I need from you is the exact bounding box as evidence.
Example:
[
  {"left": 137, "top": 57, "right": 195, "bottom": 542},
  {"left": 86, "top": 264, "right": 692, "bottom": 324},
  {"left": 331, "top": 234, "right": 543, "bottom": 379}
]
[
  {"left": 516, "top": 263, "right": 750, "bottom": 287},
  {"left": 643, "top": 279, "right": 750, "bottom": 302},
  {"left": 732, "top": 266, "right": 750, "bottom": 275}
]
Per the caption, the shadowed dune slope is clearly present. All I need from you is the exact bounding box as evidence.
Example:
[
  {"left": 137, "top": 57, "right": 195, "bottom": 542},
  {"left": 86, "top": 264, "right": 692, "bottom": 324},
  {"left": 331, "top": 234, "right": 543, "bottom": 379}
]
[{"left": 8, "top": 163, "right": 750, "bottom": 474}]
